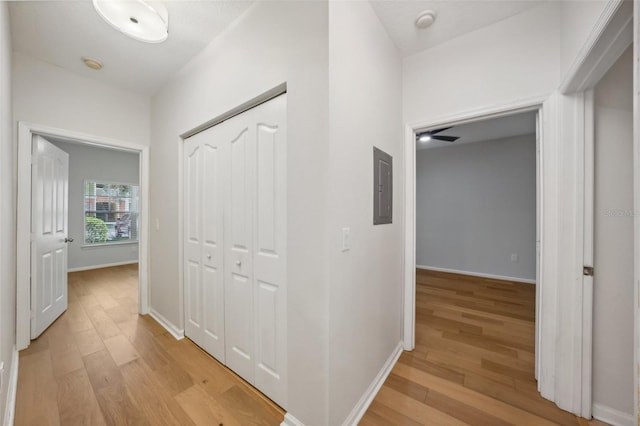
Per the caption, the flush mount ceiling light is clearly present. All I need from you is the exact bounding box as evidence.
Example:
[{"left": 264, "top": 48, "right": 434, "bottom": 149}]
[
  {"left": 82, "top": 57, "right": 103, "bottom": 70},
  {"left": 415, "top": 10, "right": 437, "bottom": 29},
  {"left": 93, "top": 0, "right": 169, "bottom": 43}
]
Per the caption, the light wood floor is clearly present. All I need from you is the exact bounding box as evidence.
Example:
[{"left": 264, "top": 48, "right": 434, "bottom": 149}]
[
  {"left": 15, "top": 264, "right": 285, "bottom": 426},
  {"left": 360, "top": 269, "right": 609, "bottom": 426}
]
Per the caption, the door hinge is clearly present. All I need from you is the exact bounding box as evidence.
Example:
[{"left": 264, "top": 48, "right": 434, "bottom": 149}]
[{"left": 583, "top": 266, "right": 594, "bottom": 277}]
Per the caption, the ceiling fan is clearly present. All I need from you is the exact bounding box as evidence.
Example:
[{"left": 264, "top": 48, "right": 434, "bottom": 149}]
[{"left": 416, "top": 127, "right": 460, "bottom": 143}]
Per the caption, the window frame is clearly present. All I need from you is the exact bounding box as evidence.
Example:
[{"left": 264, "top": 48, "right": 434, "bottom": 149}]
[{"left": 82, "top": 179, "right": 140, "bottom": 247}]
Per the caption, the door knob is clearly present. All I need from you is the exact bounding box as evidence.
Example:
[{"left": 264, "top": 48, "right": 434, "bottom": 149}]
[
  {"left": 64, "top": 237, "right": 74, "bottom": 243},
  {"left": 236, "top": 260, "right": 242, "bottom": 266},
  {"left": 207, "top": 253, "right": 212, "bottom": 260}
]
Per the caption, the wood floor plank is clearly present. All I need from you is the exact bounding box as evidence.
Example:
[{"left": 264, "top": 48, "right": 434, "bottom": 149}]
[
  {"left": 375, "top": 386, "right": 467, "bottom": 425},
  {"left": 103, "top": 334, "right": 141, "bottom": 366},
  {"left": 216, "top": 384, "right": 288, "bottom": 426},
  {"left": 84, "top": 349, "right": 148, "bottom": 425},
  {"left": 73, "top": 328, "right": 106, "bottom": 357},
  {"left": 56, "top": 368, "right": 107, "bottom": 426},
  {"left": 15, "top": 350, "right": 61, "bottom": 426},
  {"left": 424, "top": 388, "right": 512, "bottom": 426},
  {"left": 360, "top": 400, "right": 423, "bottom": 426},
  {"left": 120, "top": 358, "right": 196, "bottom": 426},
  {"left": 175, "top": 385, "right": 242, "bottom": 426}
]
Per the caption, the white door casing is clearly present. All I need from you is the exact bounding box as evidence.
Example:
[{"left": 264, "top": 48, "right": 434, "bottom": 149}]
[
  {"left": 31, "top": 135, "right": 69, "bottom": 339},
  {"left": 183, "top": 93, "right": 287, "bottom": 408},
  {"left": 184, "top": 130, "right": 226, "bottom": 362}
]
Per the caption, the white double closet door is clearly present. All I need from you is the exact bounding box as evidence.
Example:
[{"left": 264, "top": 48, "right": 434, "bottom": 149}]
[{"left": 183, "top": 94, "right": 287, "bottom": 407}]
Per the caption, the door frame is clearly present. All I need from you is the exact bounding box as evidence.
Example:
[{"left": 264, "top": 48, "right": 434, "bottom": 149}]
[
  {"left": 16, "top": 121, "right": 150, "bottom": 350},
  {"left": 402, "top": 96, "right": 545, "bottom": 352}
]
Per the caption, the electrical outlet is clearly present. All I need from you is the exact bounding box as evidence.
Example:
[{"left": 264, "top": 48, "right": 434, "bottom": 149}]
[
  {"left": 341, "top": 228, "right": 350, "bottom": 252},
  {"left": 511, "top": 253, "right": 519, "bottom": 263}
]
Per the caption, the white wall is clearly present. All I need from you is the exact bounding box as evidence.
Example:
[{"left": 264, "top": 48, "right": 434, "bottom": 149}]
[
  {"left": 403, "top": 2, "right": 562, "bottom": 125},
  {"left": 49, "top": 140, "right": 139, "bottom": 271},
  {"left": 0, "top": 2, "right": 15, "bottom": 424},
  {"left": 592, "top": 46, "right": 633, "bottom": 420},
  {"left": 327, "top": 1, "right": 403, "bottom": 424},
  {"left": 150, "top": 2, "right": 329, "bottom": 424},
  {"left": 416, "top": 135, "right": 536, "bottom": 282},
  {"left": 12, "top": 53, "right": 150, "bottom": 146}
]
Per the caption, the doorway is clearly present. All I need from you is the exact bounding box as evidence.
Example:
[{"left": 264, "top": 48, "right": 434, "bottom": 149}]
[
  {"left": 16, "top": 123, "right": 150, "bottom": 350},
  {"left": 403, "top": 103, "right": 543, "bottom": 351}
]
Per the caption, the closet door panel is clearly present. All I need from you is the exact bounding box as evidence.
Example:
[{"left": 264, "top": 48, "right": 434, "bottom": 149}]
[
  {"left": 184, "top": 131, "right": 226, "bottom": 362},
  {"left": 184, "top": 141, "right": 203, "bottom": 341},
  {"left": 253, "top": 95, "right": 287, "bottom": 407},
  {"left": 201, "top": 141, "right": 226, "bottom": 361},
  {"left": 225, "top": 122, "right": 255, "bottom": 384}
]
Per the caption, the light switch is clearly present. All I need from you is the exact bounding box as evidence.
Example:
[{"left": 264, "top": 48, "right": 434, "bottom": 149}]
[
  {"left": 155, "top": 218, "right": 160, "bottom": 231},
  {"left": 511, "top": 253, "right": 519, "bottom": 263},
  {"left": 341, "top": 228, "right": 350, "bottom": 252}
]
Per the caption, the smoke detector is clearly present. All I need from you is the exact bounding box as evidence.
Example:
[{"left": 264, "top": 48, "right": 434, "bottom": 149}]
[{"left": 415, "top": 10, "right": 437, "bottom": 29}]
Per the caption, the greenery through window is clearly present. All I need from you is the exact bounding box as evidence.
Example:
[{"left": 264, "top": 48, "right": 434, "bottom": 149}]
[{"left": 84, "top": 181, "right": 139, "bottom": 245}]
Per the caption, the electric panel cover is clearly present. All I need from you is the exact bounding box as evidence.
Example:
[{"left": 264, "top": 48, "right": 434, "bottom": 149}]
[{"left": 373, "top": 147, "right": 392, "bottom": 225}]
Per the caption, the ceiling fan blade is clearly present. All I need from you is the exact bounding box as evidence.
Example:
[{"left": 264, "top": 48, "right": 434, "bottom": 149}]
[
  {"left": 429, "top": 127, "right": 453, "bottom": 135},
  {"left": 432, "top": 135, "right": 459, "bottom": 142}
]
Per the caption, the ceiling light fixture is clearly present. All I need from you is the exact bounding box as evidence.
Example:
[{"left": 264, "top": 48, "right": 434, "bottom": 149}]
[
  {"left": 93, "top": 0, "right": 169, "bottom": 43},
  {"left": 82, "top": 57, "right": 103, "bottom": 70},
  {"left": 415, "top": 10, "right": 437, "bottom": 29},
  {"left": 418, "top": 135, "right": 432, "bottom": 142}
]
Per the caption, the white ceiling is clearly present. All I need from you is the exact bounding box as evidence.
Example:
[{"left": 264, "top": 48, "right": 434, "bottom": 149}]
[
  {"left": 9, "top": 1, "right": 544, "bottom": 96},
  {"left": 416, "top": 111, "right": 536, "bottom": 150},
  {"left": 369, "top": 0, "right": 541, "bottom": 57},
  {"left": 9, "top": 0, "right": 254, "bottom": 96}
]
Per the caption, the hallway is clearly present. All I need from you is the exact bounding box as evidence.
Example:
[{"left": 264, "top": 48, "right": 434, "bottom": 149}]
[{"left": 14, "top": 264, "right": 284, "bottom": 425}]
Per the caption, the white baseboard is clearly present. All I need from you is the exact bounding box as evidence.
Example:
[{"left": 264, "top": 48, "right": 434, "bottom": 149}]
[
  {"left": 281, "top": 413, "right": 306, "bottom": 426},
  {"left": 3, "top": 347, "right": 18, "bottom": 426},
  {"left": 592, "top": 403, "right": 634, "bottom": 426},
  {"left": 416, "top": 265, "right": 536, "bottom": 285},
  {"left": 149, "top": 308, "right": 184, "bottom": 341},
  {"left": 68, "top": 260, "right": 138, "bottom": 273},
  {"left": 341, "top": 341, "right": 404, "bottom": 426}
]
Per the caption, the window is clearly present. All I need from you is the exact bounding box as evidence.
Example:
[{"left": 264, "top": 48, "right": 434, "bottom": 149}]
[{"left": 84, "top": 181, "right": 139, "bottom": 245}]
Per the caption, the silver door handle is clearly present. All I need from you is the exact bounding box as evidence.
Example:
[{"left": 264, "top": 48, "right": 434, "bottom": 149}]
[
  {"left": 206, "top": 253, "right": 212, "bottom": 260},
  {"left": 65, "top": 237, "right": 74, "bottom": 243},
  {"left": 236, "top": 260, "right": 241, "bottom": 266}
]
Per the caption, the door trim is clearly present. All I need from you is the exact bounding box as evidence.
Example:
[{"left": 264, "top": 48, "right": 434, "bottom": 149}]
[
  {"left": 16, "top": 121, "right": 150, "bottom": 350},
  {"left": 402, "top": 95, "right": 546, "bottom": 351}
]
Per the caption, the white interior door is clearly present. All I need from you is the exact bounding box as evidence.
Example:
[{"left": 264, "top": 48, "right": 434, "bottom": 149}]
[
  {"left": 31, "top": 135, "right": 69, "bottom": 339},
  {"left": 184, "top": 130, "right": 227, "bottom": 362}
]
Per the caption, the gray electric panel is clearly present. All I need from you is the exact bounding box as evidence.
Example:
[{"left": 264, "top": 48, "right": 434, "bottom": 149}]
[{"left": 373, "top": 147, "right": 392, "bottom": 225}]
